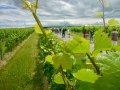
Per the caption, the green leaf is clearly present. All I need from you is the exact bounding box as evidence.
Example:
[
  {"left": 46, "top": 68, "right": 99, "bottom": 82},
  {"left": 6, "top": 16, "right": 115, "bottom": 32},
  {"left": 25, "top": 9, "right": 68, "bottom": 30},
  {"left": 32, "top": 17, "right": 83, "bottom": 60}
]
[
  {"left": 73, "top": 69, "right": 99, "bottom": 83},
  {"left": 45, "top": 55, "right": 53, "bottom": 64},
  {"left": 95, "top": 12, "right": 103, "bottom": 17},
  {"left": 105, "top": 3, "right": 110, "bottom": 8},
  {"left": 45, "top": 29, "right": 52, "bottom": 34},
  {"left": 93, "top": 30, "right": 112, "bottom": 55},
  {"left": 108, "top": 18, "right": 119, "bottom": 26},
  {"left": 52, "top": 53, "right": 73, "bottom": 69},
  {"left": 22, "top": 0, "right": 39, "bottom": 11},
  {"left": 76, "top": 81, "right": 94, "bottom": 90},
  {"left": 22, "top": 0, "right": 32, "bottom": 9},
  {"left": 94, "top": 52, "right": 120, "bottom": 90},
  {"left": 54, "top": 73, "right": 64, "bottom": 84},
  {"left": 66, "top": 37, "right": 90, "bottom": 54},
  {"left": 112, "top": 46, "right": 120, "bottom": 51},
  {"left": 31, "top": 0, "right": 39, "bottom": 9},
  {"left": 94, "top": 73, "right": 120, "bottom": 90},
  {"left": 73, "top": 54, "right": 86, "bottom": 65}
]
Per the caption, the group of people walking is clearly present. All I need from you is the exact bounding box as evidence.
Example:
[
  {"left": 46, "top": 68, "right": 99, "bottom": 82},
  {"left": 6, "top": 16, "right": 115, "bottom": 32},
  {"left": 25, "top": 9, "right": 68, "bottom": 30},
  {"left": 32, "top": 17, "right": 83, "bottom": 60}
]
[
  {"left": 82, "top": 28, "right": 94, "bottom": 42},
  {"left": 52, "top": 27, "right": 119, "bottom": 46},
  {"left": 52, "top": 28, "right": 71, "bottom": 38},
  {"left": 82, "top": 27, "right": 119, "bottom": 46}
]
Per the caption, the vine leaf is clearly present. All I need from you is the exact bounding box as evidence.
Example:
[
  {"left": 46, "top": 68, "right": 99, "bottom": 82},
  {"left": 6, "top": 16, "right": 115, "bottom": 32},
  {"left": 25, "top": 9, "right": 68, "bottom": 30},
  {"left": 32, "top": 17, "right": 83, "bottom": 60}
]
[
  {"left": 54, "top": 73, "right": 64, "bottom": 84},
  {"left": 73, "top": 69, "right": 99, "bottom": 83},
  {"left": 112, "top": 46, "right": 120, "bottom": 51},
  {"left": 52, "top": 53, "right": 73, "bottom": 70},
  {"left": 66, "top": 37, "right": 90, "bottom": 54},
  {"left": 22, "top": 0, "right": 39, "bottom": 11},
  {"left": 108, "top": 18, "right": 119, "bottom": 26},
  {"left": 45, "top": 55, "right": 53, "bottom": 64},
  {"left": 94, "top": 52, "right": 120, "bottom": 90},
  {"left": 104, "top": 3, "right": 110, "bottom": 8},
  {"left": 93, "top": 30, "right": 112, "bottom": 55},
  {"left": 95, "top": 12, "right": 103, "bottom": 17}
]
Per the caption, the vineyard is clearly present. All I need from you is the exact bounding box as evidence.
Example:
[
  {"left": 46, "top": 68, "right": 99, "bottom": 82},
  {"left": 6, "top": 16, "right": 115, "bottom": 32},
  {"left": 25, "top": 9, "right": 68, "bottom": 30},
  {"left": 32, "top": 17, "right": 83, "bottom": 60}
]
[
  {"left": 0, "top": 28, "right": 34, "bottom": 60},
  {"left": 1, "top": 0, "right": 120, "bottom": 90},
  {"left": 67, "top": 26, "right": 120, "bottom": 36}
]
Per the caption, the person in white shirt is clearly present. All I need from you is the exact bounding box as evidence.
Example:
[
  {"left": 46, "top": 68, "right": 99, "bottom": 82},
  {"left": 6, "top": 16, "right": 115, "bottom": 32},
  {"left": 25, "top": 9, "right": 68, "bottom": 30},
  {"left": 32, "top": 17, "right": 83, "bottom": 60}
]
[{"left": 68, "top": 29, "right": 71, "bottom": 38}]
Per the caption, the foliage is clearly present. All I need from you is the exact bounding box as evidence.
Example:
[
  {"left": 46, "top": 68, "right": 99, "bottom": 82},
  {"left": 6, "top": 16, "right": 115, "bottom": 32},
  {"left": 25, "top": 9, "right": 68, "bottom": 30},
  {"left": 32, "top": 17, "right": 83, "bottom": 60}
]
[
  {"left": 94, "top": 52, "right": 120, "bottom": 90},
  {"left": 73, "top": 69, "right": 99, "bottom": 83},
  {"left": 104, "top": 3, "right": 110, "bottom": 8},
  {"left": 37, "top": 28, "right": 120, "bottom": 90},
  {"left": 34, "top": 24, "right": 42, "bottom": 34},
  {"left": 63, "top": 26, "right": 120, "bottom": 38},
  {"left": 54, "top": 73, "right": 64, "bottom": 84},
  {"left": 0, "top": 33, "right": 37, "bottom": 90},
  {"left": 108, "top": 18, "right": 119, "bottom": 26},
  {"left": 93, "top": 30, "right": 112, "bottom": 55},
  {"left": 22, "top": 0, "right": 39, "bottom": 12},
  {"left": 66, "top": 37, "right": 90, "bottom": 53},
  {"left": 52, "top": 53, "right": 73, "bottom": 69},
  {"left": 95, "top": 12, "right": 103, "bottom": 17},
  {"left": 0, "top": 28, "right": 34, "bottom": 60}
]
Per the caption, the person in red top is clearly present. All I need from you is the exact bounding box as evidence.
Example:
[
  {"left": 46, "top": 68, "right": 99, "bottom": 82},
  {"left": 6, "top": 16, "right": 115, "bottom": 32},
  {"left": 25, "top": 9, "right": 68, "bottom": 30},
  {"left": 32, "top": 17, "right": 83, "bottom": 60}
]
[
  {"left": 82, "top": 26, "right": 86, "bottom": 38},
  {"left": 111, "top": 28, "right": 118, "bottom": 46}
]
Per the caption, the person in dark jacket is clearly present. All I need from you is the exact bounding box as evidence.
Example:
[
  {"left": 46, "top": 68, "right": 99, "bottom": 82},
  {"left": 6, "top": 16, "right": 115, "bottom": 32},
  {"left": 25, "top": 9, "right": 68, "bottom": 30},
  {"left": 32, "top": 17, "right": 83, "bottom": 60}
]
[
  {"left": 90, "top": 30, "right": 94, "bottom": 41},
  {"left": 62, "top": 28, "right": 66, "bottom": 38}
]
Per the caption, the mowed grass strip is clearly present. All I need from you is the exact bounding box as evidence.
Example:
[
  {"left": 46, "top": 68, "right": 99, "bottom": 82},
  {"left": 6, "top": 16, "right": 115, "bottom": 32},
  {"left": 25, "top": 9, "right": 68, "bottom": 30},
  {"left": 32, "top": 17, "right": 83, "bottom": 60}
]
[{"left": 0, "top": 33, "right": 38, "bottom": 90}]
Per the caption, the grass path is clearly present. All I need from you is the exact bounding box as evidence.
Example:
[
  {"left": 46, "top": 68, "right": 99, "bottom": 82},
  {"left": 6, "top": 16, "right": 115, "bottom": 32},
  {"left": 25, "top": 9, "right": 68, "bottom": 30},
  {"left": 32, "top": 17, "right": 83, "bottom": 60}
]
[{"left": 0, "top": 33, "right": 38, "bottom": 90}]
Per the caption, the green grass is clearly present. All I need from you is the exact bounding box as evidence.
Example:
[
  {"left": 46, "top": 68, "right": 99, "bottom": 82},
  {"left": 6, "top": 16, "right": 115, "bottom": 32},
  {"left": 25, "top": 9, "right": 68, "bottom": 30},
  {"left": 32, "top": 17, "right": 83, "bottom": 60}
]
[{"left": 0, "top": 33, "right": 38, "bottom": 90}]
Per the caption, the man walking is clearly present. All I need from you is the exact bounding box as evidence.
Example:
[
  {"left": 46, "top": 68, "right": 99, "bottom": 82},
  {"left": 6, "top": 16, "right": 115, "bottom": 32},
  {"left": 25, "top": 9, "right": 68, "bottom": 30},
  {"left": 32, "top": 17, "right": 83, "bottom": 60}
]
[
  {"left": 62, "top": 28, "right": 66, "bottom": 38},
  {"left": 111, "top": 28, "right": 118, "bottom": 46}
]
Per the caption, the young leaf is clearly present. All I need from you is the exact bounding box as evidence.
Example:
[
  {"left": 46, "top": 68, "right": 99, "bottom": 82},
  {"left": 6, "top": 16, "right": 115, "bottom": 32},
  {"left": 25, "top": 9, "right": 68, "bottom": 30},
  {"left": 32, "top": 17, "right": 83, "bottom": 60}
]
[
  {"left": 105, "top": 3, "right": 110, "bottom": 8},
  {"left": 94, "top": 52, "right": 120, "bottom": 90},
  {"left": 31, "top": 0, "right": 39, "bottom": 9},
  {"left": 54, "top": 73, "right": 64, "bottom": 84},
  {"left": 22, "top": 0, "right": 32, "bottom": 9},
  {"left": 52, "top": 53, "right": 73, "bottom": 70},
  {"left": 66, "top": 37, "right": 90, "bottom": 54},
  {"left": 95, "top": 12, "right": 103, "bottom": 17},
  {"left": 73, "top": 69, "right": 99, "bottom": 83},
  {"left": 45, "top": 55, "right": 53, "bottom": 64},
  {"left": 108, "top": 18, "right": 119, "bottom": 26},
  {"left": 93, "top": 30, "right": 112, "bottom": 55},
  {"left": 112, "top": 46, "right": 120, "bottom": 51}
]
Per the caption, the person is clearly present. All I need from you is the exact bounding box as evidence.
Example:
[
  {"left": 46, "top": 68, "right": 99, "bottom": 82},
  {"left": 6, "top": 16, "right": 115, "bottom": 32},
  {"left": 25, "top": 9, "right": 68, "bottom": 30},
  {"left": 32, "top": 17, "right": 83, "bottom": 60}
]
[
  {"left": 59, "top": 28, "right": 62, "bottom": 35},
  {"left": 82, "top": 26, "right": 87, "bottom": 38},
  {"left": 111, "top": 28, "right": 118, "bottom": 46},
  {"left": 68, "top": 29, "right": 71, "bottom": 38},
  {"left": 62, "top": 28, "right": 66, "bottom": 38},
  {"left": 52, "top": 28, "right": 54, "bottom": 33},
  {"left": 90, "top": 30, "right": 94, "bottom": 41}
]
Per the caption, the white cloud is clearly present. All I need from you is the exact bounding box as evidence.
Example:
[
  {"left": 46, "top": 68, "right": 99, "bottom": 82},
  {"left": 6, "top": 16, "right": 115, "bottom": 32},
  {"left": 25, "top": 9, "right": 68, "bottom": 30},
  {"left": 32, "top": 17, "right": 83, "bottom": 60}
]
[{"left": 0, "top": 0, "right": 120, "bottom": 27}]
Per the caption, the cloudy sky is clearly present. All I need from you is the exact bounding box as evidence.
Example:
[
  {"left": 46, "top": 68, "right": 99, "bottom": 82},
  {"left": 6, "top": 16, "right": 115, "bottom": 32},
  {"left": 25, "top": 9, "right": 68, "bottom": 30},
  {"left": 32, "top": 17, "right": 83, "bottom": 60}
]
[{"left": 0, "top": 0, "right": 120, "bottom": 27}]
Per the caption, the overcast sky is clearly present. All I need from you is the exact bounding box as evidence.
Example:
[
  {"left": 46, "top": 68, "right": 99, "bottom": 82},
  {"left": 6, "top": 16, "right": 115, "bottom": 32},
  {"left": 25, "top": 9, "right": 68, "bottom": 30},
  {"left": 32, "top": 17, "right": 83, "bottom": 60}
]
[{"left": 0, "top": 0, "right": 120, "bottom": 27}]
